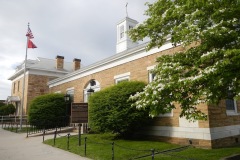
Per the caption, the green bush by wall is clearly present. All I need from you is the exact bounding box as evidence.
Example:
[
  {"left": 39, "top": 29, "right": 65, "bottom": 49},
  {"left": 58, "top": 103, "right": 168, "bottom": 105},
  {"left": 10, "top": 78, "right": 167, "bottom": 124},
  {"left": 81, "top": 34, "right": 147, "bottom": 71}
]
[
  {"left": 28, "top": 93, "right": 67, "bottom": 128},
  {"left": 0, "top": 104, "right": 16, "bottom": 115},
  {"left": 88, "top": 81, "right": 151, "bottom": 138}
]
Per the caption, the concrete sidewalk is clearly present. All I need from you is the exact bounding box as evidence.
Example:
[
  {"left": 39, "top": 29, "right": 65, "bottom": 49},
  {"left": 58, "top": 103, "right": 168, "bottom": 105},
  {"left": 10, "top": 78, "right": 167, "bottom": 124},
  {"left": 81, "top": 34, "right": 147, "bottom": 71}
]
[{"left": 0, "top": 127, "right": 91, "bottom": 160}]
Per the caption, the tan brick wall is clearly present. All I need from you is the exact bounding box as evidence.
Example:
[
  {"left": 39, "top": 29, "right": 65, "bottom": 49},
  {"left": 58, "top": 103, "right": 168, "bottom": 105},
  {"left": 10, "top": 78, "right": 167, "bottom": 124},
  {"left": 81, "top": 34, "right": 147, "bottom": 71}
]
[
  {"left": 11, "top": 74, "right": 58, "bottom": 115},
  {"left": 208, "top": 100, "right": 240, "bottom": 127},
  {"left": 145, "top": 135, "right": 213, "bottom": 148},
  {"left": 50, "top": 45, "right": 185, "bottom": 101},
  {"left": 198, "top": 103, "right": 210, "bottom": 128},
  {"left": 146, "top": 134, "right": 240, "bottom": 149},
  {"left": 212, "top": 135, "right": 240, "bottom": 148},
  {"left": 151, "top": 103, "right": 210, "bottom": 128},
  {"left": 11, "top": 75, "right": 28, "bottom": 114},
  {"left": 151, "top": 105, "right": 181, "bottom": 127},
  {"left": 25, "top": 75, "right": 55, "bottom": 113}
]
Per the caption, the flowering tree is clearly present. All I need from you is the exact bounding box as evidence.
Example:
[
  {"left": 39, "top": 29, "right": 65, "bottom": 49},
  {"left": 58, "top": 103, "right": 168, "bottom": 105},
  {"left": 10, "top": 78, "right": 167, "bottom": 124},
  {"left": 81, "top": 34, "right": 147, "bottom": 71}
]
[{"left": 129, "top": 0, "right": 240, "bottom": 120}]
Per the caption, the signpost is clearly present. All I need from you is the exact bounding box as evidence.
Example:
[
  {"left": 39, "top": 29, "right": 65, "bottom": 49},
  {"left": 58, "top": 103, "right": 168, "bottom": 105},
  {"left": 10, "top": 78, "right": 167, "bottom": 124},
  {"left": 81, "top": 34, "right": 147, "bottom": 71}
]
[{"left": 71, "top": 103, "right": 88, "bottom": 123}]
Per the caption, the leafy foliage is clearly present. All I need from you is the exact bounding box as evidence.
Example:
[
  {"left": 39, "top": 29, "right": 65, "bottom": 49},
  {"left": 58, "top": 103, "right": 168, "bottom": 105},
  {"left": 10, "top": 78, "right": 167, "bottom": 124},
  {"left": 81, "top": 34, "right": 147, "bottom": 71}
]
[
  {"left": 129, "top": 0, "right": 240, "bottom": 120},
  {"left": 28, "top": 93, "right": 67, "bottom": 128},
  {"left": 0, "top": 104, "right": 16, "bottom": 115},
  {"left": 88, "top": 81, "right": 150, "bottom": 138},
  {"left": 0, "top": 102, "right": 5, "bottom": 107}
]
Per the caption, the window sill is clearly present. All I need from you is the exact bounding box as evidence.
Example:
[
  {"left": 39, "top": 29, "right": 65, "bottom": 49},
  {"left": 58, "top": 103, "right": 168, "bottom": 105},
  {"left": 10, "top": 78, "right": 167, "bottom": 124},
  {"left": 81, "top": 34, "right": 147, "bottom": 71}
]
[
  {"left": 158, "top": 113, "right": 173, "bottom": 117},
  {"left": 226, "top": 111, "right": 240, "bottom": 116}
]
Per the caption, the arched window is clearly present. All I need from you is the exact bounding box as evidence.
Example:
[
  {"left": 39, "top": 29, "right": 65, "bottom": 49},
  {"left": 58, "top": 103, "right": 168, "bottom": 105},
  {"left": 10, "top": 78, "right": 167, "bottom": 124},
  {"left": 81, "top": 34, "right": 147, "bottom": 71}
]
[{"left": 83, "top": 79, "right": 100, "bottom": 102}]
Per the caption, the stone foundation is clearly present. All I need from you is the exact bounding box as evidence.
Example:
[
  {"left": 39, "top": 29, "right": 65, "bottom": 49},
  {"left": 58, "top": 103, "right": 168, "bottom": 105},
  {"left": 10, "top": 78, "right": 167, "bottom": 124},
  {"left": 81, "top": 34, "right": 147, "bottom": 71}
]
[{"left": 144, "top": 135, "right": 240, "bottom": 149}]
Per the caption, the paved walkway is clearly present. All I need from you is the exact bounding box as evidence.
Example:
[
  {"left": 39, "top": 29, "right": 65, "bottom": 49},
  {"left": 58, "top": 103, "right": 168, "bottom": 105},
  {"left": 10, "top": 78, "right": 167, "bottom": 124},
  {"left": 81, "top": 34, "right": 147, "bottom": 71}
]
[{"left": 0, "top": 127, "right": 91, "bottom": 160}]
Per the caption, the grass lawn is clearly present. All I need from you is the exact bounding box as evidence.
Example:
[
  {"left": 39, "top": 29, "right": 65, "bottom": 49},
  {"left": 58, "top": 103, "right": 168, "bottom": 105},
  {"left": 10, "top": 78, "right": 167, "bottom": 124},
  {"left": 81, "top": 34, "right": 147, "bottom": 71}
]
[{"left": 44, "top": 133, "right": 240, "bottom": 160}]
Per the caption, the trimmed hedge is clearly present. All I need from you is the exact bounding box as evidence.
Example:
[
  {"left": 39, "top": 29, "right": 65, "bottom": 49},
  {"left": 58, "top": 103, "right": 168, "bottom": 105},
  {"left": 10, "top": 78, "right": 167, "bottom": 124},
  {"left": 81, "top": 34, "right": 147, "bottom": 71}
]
[
  {"left": 28, "top": 93, "right": 67, "bottom": 128},
  {"left": 88, "top": 81, "right": 150, "bottom": 138},
  {"left": 0, "top": 104, "right": 16, "bottom": 115},
  {"left": 0, "top": 102, "right": 5, "bottom": 107}
]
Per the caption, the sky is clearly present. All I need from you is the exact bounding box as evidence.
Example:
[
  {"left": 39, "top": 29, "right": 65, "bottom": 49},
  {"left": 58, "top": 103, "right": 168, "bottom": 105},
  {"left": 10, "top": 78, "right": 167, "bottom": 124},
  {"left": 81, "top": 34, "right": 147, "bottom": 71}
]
[{"left": 0, "top": 0, "right": 156, "bottom": 100}]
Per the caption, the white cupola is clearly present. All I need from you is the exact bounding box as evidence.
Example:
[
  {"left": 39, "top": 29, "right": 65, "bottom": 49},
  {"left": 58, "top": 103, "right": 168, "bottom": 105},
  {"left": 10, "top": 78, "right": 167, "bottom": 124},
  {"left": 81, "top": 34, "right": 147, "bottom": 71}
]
[{"left": 116, "top": 17, "right": 139, "bottom": 53}]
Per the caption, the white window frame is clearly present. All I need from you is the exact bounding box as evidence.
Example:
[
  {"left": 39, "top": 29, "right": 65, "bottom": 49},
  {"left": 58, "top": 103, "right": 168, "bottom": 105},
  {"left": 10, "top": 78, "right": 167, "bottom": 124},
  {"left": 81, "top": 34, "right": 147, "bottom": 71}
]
[
  {"left": 129, "top": 25, "right": 133, "bottom": 30},
  {"left": 114, "top": 72, "right": 130, "bottom": 84},
  {"left": 120, "top": 25, "right": 124, "bottom": 39},
  {"left": 158, "top": 110, "right": 174, "bottom": 117},
  {"left": 226, "top": 99, "right": 239, "bottom": 116},
  {"left": 148, "top": 71, "right": 156, "bottom": 83},
  {"left": 147, "top": 65, "right": 156, "bottom": 83},
  {"left": 66, "top": 87, "right": 74, "bottom": 102},
  {"left": 83, "top": 80, "right": 100, "bottom": 103},
  {"left": 66, "top": 87, "right": 74, "bottom": 92}
]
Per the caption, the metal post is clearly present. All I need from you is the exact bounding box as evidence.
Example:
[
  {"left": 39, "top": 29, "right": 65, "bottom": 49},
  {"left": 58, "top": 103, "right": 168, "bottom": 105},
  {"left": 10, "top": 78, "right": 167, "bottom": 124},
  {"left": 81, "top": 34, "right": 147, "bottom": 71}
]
[
  {"left": 67, "top": 133, "right": 70, "bottom": 150},
  {"left": 112, "top": 142, "right": 115, "bottom": 160},
  {"left": 54, "top": 131, "right": 57, "bottom": 146},
  {"left": 16, "top": 124, "right": 18, "bottom": 133},
  {"left": 78, "top": 124, "right": 82, "bottom": 146},
  {"left": 55, "top": 127, "right": 58, "bottom": 133},
  {"left": 43, "top": 128, "right": 45, "bottom": 142},
  {"left": 84, "top": 137, "right": 87, "bottom": 156},
  {"left": 26, "top": 121, "right": 29, "bottom": 137},
  {"left": 20, "top": 23, "right": 32, "bottom": 130},
  {"left": 151, "top": 149, "right": 155, "bottom": 160},
  {"left": 1, "top": 116, "right": 3, "bottom": 128}
]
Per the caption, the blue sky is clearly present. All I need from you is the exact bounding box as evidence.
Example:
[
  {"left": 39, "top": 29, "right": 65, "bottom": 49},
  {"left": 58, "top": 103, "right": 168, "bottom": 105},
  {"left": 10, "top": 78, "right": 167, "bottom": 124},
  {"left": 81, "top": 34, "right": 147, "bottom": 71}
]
[{"left": 0, "top": 0, "right": 156, "bottom": 99}]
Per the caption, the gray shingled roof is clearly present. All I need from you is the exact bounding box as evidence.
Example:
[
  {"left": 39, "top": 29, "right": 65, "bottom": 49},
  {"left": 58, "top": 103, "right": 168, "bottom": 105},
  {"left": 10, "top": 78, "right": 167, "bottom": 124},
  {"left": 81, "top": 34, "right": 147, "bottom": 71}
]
[
  {"left": 27, "top": 57, "right": 73, "bottom": 72},
  {"left": 7, "top": 96, "right": 20, "bottom": 102},
  {"left": 8, "top": 57, "right": 74, "bottom": 80}
]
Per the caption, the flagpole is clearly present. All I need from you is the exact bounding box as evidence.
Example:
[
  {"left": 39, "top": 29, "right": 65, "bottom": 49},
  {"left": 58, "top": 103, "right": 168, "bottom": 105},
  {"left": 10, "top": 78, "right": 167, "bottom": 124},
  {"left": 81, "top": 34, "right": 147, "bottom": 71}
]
[
  {"left": 126, "top": 3, "right": 128, "bottom": 17},
  {"left": 20, "top": 23, "right": 30, "bottom": 130}
]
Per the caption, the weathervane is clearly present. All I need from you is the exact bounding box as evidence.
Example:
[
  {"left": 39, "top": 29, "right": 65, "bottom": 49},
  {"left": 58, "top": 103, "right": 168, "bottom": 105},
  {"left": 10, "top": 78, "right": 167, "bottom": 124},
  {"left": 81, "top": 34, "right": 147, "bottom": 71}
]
[{"left": 126, "top": 2, "right": 128, "bottom": 17}]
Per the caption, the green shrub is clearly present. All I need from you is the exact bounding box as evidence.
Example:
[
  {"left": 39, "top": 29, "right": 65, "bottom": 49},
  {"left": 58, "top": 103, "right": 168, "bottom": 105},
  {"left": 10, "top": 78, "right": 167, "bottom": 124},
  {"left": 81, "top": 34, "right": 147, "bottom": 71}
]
[
  {"left": 28, "top": 93, "right": 67, "bottom": 128},
  {"left": 89, "top": 81, "right": 150, "bottom": 138},
  {"left": 0, "top": 102, "right": 5, "bottom": 107},
  {"left": 0, "top": 104, "right": 16, "bottom": 115}
]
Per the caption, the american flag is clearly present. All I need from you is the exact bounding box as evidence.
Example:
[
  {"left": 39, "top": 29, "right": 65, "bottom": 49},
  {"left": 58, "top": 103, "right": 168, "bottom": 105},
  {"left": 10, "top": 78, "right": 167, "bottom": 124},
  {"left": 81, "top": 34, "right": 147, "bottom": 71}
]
[
  {"left": 28, "top": 39, "right": 37, "bottom": 48},
  {"left": 26, "top": 27, "right": 34, "bottom": 39}
]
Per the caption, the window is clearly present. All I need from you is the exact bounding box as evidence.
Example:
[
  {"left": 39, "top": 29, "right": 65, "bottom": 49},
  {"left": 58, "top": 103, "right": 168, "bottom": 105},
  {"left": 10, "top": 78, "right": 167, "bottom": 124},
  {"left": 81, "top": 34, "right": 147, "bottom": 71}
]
[
  {"left": 13, "top": 82, "right": 16, "bottom": 94},
  {"left": 149, "top": 72, "right": 156, "bottom": 83},
  {"left": 226, "top": 99, "right": 236, "bottom": 110},
  {"left": 120, "top": 25, "right": 124, "bottom": 39},
  {"left": 55, "top": 91, "right": 61, "bottom": 93},
  {"left": 226, "top": 99, "right": 238, "bottom": 115},
  {"left": 147, "top": 65, "right": 156, "bottom": 83},
  {"left": 158, "top": 110, "right": 173, "bottom": 117},
  {"left": 129, "top": 25, "right": 133, "bottom": 30},
  {"left": 226, "top": 90, "right": 238, "bottom": 115},
  {"left": 116, "top": 78, "right": 129, "bottom": 84},
  {"left": 83, "top": 80, "right": 100, "bottom": 102},
  {"left": 114, "top": 72, "right": 130, "bottom": 84},
  {"left": 17, "top": 81, "right": 20, "bottom": 92},
  {"left": 66, "top": 87, "right": 74, "bottom": 102}
]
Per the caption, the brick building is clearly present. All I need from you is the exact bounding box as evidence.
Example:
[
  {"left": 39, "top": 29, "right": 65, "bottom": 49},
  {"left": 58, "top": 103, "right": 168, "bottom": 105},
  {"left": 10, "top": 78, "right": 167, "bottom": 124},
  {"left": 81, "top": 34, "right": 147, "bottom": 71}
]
[
  {"left": 7, "top": 15, "right": 239, "bottom": 148},
  {"left": 8, "top": 56, "right": 81, "bottom": 115},
  {"left": 47, "top": 16, "right": 240, "bottom": 148}
]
